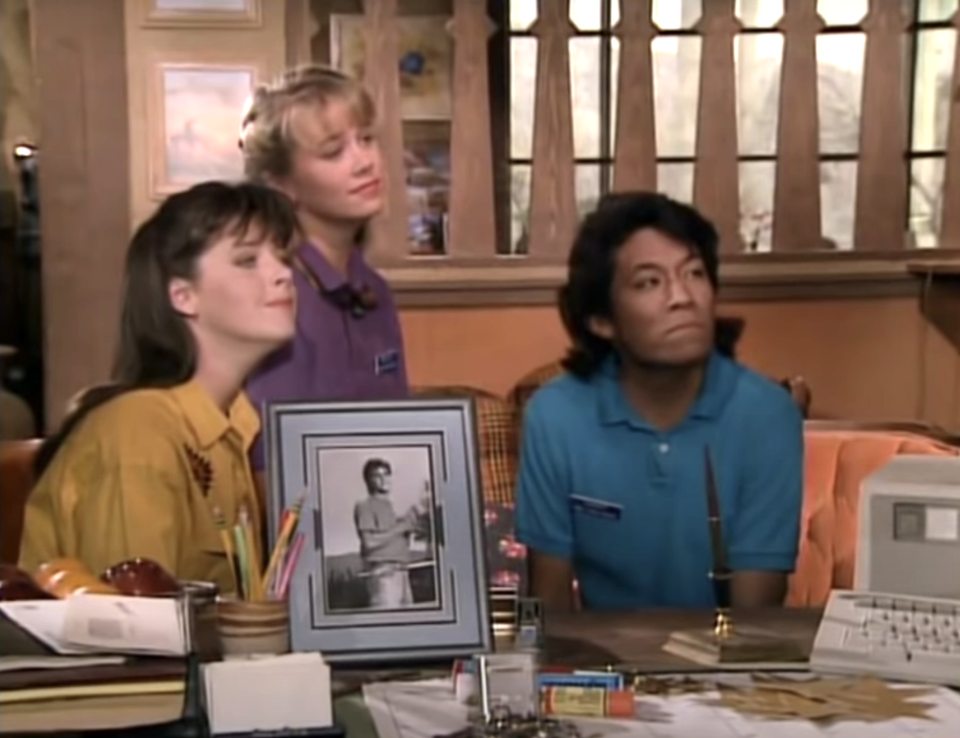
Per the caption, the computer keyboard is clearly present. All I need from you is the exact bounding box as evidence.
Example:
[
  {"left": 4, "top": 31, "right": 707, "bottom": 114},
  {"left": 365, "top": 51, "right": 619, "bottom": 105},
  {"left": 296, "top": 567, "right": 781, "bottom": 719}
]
[{"left": 810, "top": 589, "right": 960, "bottom": 687}]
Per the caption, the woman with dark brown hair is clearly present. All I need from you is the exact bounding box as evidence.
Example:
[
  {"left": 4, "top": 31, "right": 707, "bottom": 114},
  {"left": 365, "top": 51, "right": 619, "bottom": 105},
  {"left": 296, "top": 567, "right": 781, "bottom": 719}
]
[{"left": 19, "top": 181, "right": 298, "bottom": 594}]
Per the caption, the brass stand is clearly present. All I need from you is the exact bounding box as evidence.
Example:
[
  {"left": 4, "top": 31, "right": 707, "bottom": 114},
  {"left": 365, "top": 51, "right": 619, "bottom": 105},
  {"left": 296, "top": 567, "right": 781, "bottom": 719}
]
[{"left": 664, "top": 607, "right": 806, "bottom": 665}]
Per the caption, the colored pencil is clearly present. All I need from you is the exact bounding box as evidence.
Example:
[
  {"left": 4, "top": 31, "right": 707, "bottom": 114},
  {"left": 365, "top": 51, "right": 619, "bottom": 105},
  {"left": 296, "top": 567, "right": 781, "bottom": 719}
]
[{"left": 262, "top": 495, "right": 304, "bottom": 596}]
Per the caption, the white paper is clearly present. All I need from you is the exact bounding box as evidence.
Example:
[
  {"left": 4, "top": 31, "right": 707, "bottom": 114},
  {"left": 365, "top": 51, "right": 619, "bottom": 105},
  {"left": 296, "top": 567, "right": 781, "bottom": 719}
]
[
  {"left": 363, "top": 673, "right": 960, "bottom": 738},
  {"left": 61, "top": 595, "right": 187, "bottom": 656},
  {"left": 203, "top": 653, "right": 332, "bottom": 735},
  {"left": 925, "top": 507, "right": 960, "bottom": 541},
  {"left": 0, "top": 600, "right": 86, "bottom": 655}
]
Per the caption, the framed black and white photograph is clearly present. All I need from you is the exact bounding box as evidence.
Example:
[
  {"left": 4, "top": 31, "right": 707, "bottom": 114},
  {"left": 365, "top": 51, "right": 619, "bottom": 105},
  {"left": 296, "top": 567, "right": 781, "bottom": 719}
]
[{"left": 265, "top": 399, "right": 491, "bottom": 664}]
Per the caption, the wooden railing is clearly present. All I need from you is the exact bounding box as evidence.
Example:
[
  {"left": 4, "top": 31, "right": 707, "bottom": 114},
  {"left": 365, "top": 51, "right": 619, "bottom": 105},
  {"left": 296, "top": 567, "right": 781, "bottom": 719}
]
[{"left": 288, "top": 0, "right": 960, "bottom": 304}]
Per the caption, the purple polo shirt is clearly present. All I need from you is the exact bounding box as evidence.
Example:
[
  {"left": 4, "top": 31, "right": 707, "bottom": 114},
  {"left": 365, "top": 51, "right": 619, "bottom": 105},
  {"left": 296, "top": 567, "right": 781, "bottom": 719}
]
[{"left": 246, "top": 244, "right": 409, "bottom": 470}]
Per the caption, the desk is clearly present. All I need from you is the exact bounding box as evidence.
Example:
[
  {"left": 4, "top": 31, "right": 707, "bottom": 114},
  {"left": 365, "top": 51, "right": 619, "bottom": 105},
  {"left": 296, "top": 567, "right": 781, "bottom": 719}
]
[{"left": 333, "top": 608, "right": 822, "bottom": 736}]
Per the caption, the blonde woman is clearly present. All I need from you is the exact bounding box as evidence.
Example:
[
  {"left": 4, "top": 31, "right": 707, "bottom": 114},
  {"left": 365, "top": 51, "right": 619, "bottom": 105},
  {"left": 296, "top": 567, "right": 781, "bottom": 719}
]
[{"left": 240, "top": 65, "right": 408, "bottom": 474}]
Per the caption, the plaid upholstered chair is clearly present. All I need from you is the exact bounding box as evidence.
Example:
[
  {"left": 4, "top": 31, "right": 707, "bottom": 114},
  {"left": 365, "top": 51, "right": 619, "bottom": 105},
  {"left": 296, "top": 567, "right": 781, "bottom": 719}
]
[{"left": 411, "top": 386, "right": 517, "bottom": 506}]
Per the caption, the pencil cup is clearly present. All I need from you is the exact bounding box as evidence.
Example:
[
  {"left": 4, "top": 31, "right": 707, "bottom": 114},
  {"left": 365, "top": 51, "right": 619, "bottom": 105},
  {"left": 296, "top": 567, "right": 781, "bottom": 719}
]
[{"left": 216, "top": 598, "right": 290, "bottom": 658}]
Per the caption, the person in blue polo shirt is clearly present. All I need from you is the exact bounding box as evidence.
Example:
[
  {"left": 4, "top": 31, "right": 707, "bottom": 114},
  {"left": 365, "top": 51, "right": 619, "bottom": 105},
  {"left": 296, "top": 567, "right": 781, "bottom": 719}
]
[{"left": 515, "top": 191, "right": 803, "bottom": 612}]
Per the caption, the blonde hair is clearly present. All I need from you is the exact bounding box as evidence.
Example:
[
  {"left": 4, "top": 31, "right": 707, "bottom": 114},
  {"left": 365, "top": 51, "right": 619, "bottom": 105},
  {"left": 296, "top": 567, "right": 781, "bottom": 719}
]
[{"left": 239, "top": 65, "right": 376, "bottom": 182}]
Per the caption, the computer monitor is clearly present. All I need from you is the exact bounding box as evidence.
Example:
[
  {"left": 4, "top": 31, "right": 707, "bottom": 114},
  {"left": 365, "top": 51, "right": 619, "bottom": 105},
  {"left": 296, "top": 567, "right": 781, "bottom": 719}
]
[{"left": 855, "top": 454, "right": 960, "bottom": 599}]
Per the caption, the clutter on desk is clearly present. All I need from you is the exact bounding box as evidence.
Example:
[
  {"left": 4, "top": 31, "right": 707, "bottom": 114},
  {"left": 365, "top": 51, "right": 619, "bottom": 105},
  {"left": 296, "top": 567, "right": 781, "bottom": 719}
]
[
  {"left": 366, "top": 671, "right": 960, "bottom": 738},
  {"left": 704, "top": 674, "right": 940, "bottom": 723}
]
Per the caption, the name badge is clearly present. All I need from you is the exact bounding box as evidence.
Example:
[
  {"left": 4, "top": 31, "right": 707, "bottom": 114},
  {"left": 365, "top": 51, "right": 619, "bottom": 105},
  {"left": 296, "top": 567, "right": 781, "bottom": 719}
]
[
  {"left": 570, "top": 494, "right": 622, "bottom": 521},
  {"left": 375, "top": 349, "right": 400, "bottom": 376}
]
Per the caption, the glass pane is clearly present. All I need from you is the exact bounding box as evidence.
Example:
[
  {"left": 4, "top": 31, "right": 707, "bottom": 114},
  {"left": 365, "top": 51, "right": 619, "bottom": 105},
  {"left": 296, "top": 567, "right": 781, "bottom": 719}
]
[
  {"left": 510, "top": 38, "right": 537, "bottom": 159},
  {"left": 576, "top": 164, "right": 602, "bottom": 216},
  {"left": 919, "top": 0, "right": 959, "bottom": 22},
  {"left": 910, "top": 157, "right": 946, "bottom": 248},
  {"left": 817, "top": 34, "right": 865, "bottom": 155},
  {"left": 657, "top": 162, "right": 694, "bottom": 202},
  {"left": 820, "top": 161, "right": 858, "bottom": 250},
  {"left": 652, "top": 0, "right": 701, "bottom": 30},
  {"left": 652, "top": 36, "right": 701, "bottom": 158},
  {"left": 570, "top": 37, "right": 602, "bottom": 158},
  {"left": 611, "top": 0, "right": 620, "bottom": 26},
  {"left": 510, "top": 0, "right": 537, "bottom": 31},
  {"left": 510, "top": 164, "right": 532, "bottom": 254},
  {"left": 405, "top": 126, "right": 450, "bottom": 256},
  {"left": 911, "top": 30, "right": 957, "bottom": 152},
  {"left": 570, "top": 0, "right": 602, "bottom": 31},
  {"left": 736, "top": 34, "right": 783, "bottom": 156},
  {"left": 817, "top": 0, "right": 867, "bottom": 25},
  {"left": 610, "top": 37, "right": 621, "bottom": 150},
  {"left": 739, "top": 161, "right": 776, "bottom": 252},
  {"left": 736, "top": 0, "right": 783, "bottom": 27}
]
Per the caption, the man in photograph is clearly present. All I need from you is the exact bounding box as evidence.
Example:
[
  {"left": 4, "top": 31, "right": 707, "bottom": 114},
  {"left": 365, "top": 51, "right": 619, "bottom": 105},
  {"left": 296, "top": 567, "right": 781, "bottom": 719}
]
[{"left": 353, "top": 458, "right": 428, "bottom": 608}]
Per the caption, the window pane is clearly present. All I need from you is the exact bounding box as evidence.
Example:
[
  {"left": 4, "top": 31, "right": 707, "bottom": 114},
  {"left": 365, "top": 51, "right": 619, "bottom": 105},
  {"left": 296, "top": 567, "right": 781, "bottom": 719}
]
[
  {"left": 736, "top": 34, "right": 783, "bottom": 156},
  {"left": 652, "top": 36, "right": 701, "bottom": 158},
  {"left": 736, "top": 0, "right": 782, "bottom": 27},
  {"left": 657, "top": 162, "right": 694, "bottom": 202},
  {"left": 610, "top": 37, "right": 620, "bottom": 150},
  {"left": 576, "top": 164, "right": 602, "bottom": 216},
  {"left": 570, "top": 0, "right": 602, "bottom": 31},
  {"left": 740, "top": 161, "right": 776, "bottom": 252},
  {"left": 570, "top": 37, "right": 602, "bottom": 158},
  {"left": 910, "top": 157, "right": 946, "bottom": 249},
  {"left": 817, "top": 34, "right": 865, "bottom": 155},
  {"left": 919, "top": 0, "right": 958, "bottom": 22},
  {"left": 510, "top": 0, "right": 537, "bottom": 31},
  {"left": 611, "top": 0, "right": 620, "bottom": 26},
  {"left": 510, "top": 38, "right": 537, "bottom": 159},
  {"left": 817, "top": 0, "right": 867, "bottom": 25},
  {"left": 509, "top": 164, "right": 532, "bottom": 254},
  {"left": 821, "top": 161, "right": 858, "bottom": 250},
  {"left": 652, "top": 0, "right": 701, "bottom": 30},
  {"left": 911, "top": 29, "right": 957, "bottom": 152}
]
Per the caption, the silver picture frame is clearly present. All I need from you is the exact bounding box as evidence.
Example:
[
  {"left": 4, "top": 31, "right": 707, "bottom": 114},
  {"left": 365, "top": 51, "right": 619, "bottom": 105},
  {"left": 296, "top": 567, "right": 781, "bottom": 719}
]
[{"left": 265, "top": 398, "right": 492, "bottom": 664}]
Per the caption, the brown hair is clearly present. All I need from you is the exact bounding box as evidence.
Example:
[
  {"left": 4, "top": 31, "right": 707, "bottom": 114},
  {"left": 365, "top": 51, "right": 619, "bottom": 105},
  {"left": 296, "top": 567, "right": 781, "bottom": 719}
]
[
  {"left": 239, "top": 65, "right": 376, "bottom": 183},
  {"left": 34, "top": 181, "right": 298, "bottom": 477}
]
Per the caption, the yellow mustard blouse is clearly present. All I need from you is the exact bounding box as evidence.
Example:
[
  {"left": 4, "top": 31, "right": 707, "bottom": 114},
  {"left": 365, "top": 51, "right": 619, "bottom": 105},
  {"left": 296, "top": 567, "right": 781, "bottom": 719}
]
[{"left": 18, "top": 381, "right": 263, "bottom": 596}]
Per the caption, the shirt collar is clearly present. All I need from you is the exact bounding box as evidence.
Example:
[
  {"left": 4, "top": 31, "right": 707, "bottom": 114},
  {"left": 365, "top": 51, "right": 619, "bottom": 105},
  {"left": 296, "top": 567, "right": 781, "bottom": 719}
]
[
  {"left": 170, "top": 381, "right": 260, "bottom": 450},
  {"left": 296, "top": 242, "right": 365, "bottom": 291},
  {"left": 596, "top": 351, "right": 737, "bottom": 429}
]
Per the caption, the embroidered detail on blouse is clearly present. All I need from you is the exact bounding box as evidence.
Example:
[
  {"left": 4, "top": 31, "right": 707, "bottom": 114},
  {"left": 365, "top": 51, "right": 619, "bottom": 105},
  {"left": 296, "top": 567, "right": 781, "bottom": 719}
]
[{"left": 184, "top": 444, "right": 213, "bottom": 497}]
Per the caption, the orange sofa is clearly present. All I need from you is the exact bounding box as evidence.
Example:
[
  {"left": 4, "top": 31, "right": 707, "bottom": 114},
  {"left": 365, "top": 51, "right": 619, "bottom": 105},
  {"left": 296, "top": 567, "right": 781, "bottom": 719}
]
[{"left": 787, "top": 429, "right": 959, "bottom": 606}]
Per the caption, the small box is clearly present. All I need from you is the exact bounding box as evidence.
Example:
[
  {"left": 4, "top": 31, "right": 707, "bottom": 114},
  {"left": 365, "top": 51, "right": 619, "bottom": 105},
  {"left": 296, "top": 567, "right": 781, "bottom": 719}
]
[{"left": 203, "top": 653, "right": 332, "bottom": 735}]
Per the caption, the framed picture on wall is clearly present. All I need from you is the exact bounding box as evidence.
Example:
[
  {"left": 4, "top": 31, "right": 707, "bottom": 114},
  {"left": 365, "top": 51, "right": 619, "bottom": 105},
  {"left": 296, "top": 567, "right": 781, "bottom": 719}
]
[
  {"left": 264, "top": 399, "right": 491, "bottom": 664},
  {"left": 147, "top": 60, "right": 261, "bottom": 198},
  {"left": 136, "top": 0, "right": 261, "bottom": 28},
  {"left": 330, "top": 14, "right": 453, "bottom": 120}
]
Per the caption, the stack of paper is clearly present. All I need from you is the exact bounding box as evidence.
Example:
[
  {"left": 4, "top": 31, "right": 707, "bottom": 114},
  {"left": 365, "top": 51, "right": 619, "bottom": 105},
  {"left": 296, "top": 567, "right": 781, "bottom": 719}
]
[{"left": 0, "top": 594, "right": 188, "bottom": 656}]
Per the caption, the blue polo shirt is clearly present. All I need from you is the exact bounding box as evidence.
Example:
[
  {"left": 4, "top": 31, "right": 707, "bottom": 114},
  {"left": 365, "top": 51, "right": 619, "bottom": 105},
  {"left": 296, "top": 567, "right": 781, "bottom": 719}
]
[{"left": 515, "top": 352, "right": 803, "bottom": 610}]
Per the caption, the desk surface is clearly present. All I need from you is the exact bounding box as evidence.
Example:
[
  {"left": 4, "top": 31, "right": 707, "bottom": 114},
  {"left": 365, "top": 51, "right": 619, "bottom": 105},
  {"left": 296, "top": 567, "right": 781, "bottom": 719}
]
[{"left": 540, "top": 607, "right": 820, "bottom": 669}]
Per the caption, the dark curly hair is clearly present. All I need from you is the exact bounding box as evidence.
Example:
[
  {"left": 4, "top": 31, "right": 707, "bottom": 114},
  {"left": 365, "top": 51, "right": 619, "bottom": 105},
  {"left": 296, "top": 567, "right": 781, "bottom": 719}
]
[
  {"left": 558, "top": 191, "right": 721, "bottom": 378},
  {"left": 362, "top": 458, "right": 392, "bottom": 490}
]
